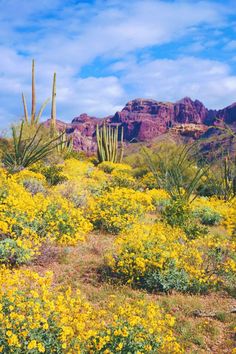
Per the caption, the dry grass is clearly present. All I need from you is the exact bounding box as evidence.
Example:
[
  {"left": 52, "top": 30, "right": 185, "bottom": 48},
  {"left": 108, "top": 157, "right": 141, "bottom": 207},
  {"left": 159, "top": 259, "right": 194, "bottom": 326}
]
[{"left": 25, "top": 232, "right": 236, "bottom": 353}]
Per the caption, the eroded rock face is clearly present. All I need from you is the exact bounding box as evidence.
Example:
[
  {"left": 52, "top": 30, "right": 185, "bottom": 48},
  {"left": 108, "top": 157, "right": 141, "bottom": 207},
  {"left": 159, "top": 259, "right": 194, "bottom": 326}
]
[
  {"left": 174, "top": 97, "right": 208, "bottom": 124},
  {"left": 217, "top": 103, "right": 236, "bottom": 126},
  {"left": 110, "top": 99, "right": 175, "bottom": 141},
  {"left": 43, "top": 97, "right": 236, "bottom": 152}
]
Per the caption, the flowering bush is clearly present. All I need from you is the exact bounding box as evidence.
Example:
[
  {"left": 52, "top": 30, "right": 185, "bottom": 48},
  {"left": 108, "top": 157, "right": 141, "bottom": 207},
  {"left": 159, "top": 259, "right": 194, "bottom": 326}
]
[
  {"left": 0, "top": 268, "right": 182, "bottom": 353},
  {"left": 139, "top": 172, "right": 159, "bottom": 189},
  {"left": 87, "top": 299, "right": 182, "bottom": 353},
  {"left": 97, "top": 161, "right": 132, "bottom": 174},
  {"left": 0, "top": 268, "right": 97, "bottom": 353},
  {"left": 108, "top": 169, "right": 137, "bottom": 189},
  {"left": 146, "top": 188, "right": 170, "bottom": 209},
  {"left": 107, "top": 222, "right": 236, "bottom": 293},
  {"left": 88, "top": 187, "right": 154, "bottom": 234},
  {"left": 0, "top": 238, "right": 32, "bottom": 266},
  {"left": 42, "top": 196, "right": 92, "bottom": 245},
  {"left": 193, "top": 206, "right": 222, "bottom": 226},
  {"left": 0, "top": 167, "right": 92, "bottom": 264},
  {"left": 191, "top": 197, "right": 236, "bottom": 236}
]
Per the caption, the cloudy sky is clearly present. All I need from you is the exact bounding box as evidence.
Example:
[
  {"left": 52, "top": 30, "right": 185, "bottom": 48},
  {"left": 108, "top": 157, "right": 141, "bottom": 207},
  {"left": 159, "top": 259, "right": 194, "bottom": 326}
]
[{"left": 0, "top": 0, "right": 236, "bottom": 128}]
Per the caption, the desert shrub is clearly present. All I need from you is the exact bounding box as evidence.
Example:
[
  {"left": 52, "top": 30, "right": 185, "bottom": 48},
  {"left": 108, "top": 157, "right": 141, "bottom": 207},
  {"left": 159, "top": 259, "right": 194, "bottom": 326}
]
[
  {"left": 62, "top": 158, "right": 94, "bottom": 179},
  {"left": 192, "top": 197, "right": 236, "bottom": 236},
  {"left": 183, "top": 221, "right": 208, "bottom": 240},
  {"left": 87, "top": 300, "right": 182, "bottom": 354},
  {"left": 54, "top": 180, "right": 89, "bottom": 208},
  {"left": 161, "top": 198, "right": 190, "bottom": 227},
  {"left": 23, "top": 178, "right": 46, "bottom": 195},
  {"left": 193, "top": 207, "right": 222, "bottom": 226},
  {"left": 107, "top": 223, "right": 236, "bottom": 293},
  {"left": 146, "top": 189, "right": 170, "bottom": 210},
  {"left": 88, "top": 187, "right": 154, "bottom": 234},
  {"left": 109, "top": 169, "right": 137, "bottom": 189},
  {"left": 161, "top": 198, "right": 209, "bottom": 239},
  {"left": 132, "top": 166, "right": 149, "bottom": 179},
  {"left": 98, "top": 161, "right": 131, "bottom": 174},
  {"left": 139, "top": 172, "right": 159, "bottom": 189},
  {"left": 41, "top": 197, "right": 92, "bottom": 245},
  {"left": 0, "top": 167, "right": 92, "bottom": 259},
  {"left": 42, "top": 165, "right": 67, "bottom": 186},
  {"left": 143, "top": 143, "right": 208, "bottom": 204},
  {"left": 0, "top": 269, "right": 97, "bottom": 353},
  {"left": 0, "top": 238, "right": 32, "bottom": 266},
  {"left": 0, "top": 268, "right": 182, "bottom": 353}
]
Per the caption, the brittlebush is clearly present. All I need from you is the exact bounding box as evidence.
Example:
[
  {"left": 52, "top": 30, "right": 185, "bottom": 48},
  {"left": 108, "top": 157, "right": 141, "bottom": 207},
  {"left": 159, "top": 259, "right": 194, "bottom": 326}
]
[
  {"left": 0, "top": 268, "right": 182, "bottom": 354},
  {"left": 0, "top": 167, "right": 92, "bottom": 265},
  {"left": 191, "top": 197, "right": 236, "bottom": 236},
  {"left": 107, "top": 222, "right": 236, "bottom": 293},
  {"left": 87, "top": 187, "right": 154, "bottom": 234},
  {"left": 87, "top": 300, "right": 183, "bottom": 353}
]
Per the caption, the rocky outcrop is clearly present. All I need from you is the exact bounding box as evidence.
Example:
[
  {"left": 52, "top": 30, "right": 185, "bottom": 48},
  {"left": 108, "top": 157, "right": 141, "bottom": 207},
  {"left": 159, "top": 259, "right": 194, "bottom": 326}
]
[
  {"left": 44, "top": 97, "right": 236, "bottom": 153},
  {"left": 217, "top": 102, "right": 236, "bottom": 126}
]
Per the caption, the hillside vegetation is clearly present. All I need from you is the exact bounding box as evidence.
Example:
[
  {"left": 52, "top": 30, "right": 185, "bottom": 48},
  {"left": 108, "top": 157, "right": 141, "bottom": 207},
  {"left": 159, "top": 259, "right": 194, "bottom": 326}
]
[{"left": 0, "top": 61, "right": 235, "bottom": 353}]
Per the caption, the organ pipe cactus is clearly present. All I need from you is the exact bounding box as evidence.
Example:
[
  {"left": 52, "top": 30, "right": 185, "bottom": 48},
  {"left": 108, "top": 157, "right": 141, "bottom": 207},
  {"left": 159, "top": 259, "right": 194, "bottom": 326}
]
[
  {"left": 96, "top": 122, "right": 124, "bottom": 163},
  {"left": 22, "top": 60, "right": 50, "bottom": 125}
]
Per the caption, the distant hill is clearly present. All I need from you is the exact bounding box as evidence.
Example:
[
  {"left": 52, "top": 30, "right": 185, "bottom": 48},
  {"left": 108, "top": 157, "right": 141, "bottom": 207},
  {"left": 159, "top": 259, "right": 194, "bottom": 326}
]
[{"left": 44, "top": 97, "right": 236, "bottom": 154}]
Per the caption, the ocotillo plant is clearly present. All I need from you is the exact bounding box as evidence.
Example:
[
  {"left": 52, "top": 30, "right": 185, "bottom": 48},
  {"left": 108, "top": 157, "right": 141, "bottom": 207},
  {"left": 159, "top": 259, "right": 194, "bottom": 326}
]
[
  {"left": 50, "top": 72, "right": 73, "bottom": 153},
  {"left": 56, "top": 131, "right": 73, "bottom": 154},
  {"left": 22, "top": 60, "right": 50, "bottom": 125},
  {"left": 50, "top": 72, "right": 57, "bottom": 135},
  {"left": 96, "top": 122, "right": 124, "bottom": 163}
]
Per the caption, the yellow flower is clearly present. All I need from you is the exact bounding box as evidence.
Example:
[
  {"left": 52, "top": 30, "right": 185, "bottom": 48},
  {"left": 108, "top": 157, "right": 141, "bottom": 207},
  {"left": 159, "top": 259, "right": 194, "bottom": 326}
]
[
  {"left": 28, "top": 340, "right": 37, "bottom": 350},
  {"left": 38, "top": 343, "right": 45, "bottom": 353}
]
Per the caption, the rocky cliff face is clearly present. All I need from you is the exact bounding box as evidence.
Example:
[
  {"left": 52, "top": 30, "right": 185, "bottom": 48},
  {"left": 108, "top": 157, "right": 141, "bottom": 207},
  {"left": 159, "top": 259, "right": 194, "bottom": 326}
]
[{"left": 48, "top": 97, "right": 236, "bottom": 152}]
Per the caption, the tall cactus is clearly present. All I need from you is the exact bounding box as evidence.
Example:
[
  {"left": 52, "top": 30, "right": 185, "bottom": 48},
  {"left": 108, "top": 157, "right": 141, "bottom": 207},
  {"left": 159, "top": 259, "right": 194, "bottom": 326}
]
[
  {"left": 31, "top": 59, "right": 36, "bottom": 123},
  {"left": 22, "top": 60, "right": 50, "bottom": 125},
  {"left": 49, "top": 72, "right": 73, "bottom": 153},
  {"left": 96, "top": 122, "right": 124, "bottom": 163},
  {"left": 50, "top": 72, "right": 57, "bottom": 135}
]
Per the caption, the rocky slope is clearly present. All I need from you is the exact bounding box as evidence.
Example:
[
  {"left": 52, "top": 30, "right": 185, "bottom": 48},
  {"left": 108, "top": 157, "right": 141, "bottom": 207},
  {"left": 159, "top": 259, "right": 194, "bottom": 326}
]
[{"left": 45, "top": 97, "right": 236, "bottom": 153}]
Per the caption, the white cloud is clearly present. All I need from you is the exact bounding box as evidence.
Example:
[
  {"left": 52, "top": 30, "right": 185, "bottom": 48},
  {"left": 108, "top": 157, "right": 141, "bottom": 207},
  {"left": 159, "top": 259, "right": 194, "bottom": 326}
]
[
  {"left": 0, "top": 0, "right": 235, "bottom": 128},
  {"left": 120, "top": 56, "right": 236, "bottom": 109},
  {"left": 225, "top": 40, "right": 236, "bottom": 50}
]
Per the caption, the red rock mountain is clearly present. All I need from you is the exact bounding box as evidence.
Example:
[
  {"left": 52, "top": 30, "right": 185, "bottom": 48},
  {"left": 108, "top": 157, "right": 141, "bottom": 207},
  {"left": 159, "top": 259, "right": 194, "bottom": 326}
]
[{"left": 45, "top": 97, "right": 236, "bottom": 153}]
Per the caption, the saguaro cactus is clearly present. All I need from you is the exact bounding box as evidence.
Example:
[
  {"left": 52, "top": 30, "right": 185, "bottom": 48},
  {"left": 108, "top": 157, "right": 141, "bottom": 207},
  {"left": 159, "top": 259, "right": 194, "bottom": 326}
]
[{"left": 96, "top": 122, "right": 124, "bottom": 163}]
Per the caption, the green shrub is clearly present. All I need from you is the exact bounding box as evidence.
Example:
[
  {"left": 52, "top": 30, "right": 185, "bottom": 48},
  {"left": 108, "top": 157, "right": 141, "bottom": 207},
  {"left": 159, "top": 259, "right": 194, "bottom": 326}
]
[
  {"left": 42, "top": 165, "right": 68, "bottom": 186},
  {"left": 0, "top": 238, "right": 32, "bottom": 266},
  {"left": 183, "top": 221, "right": 208, "bottom": 240},
  {"left": 161, "top": 199, "right": 190, "bottom": 227},
  {"left": 23, "top": 178, "right": 46, "bottom": 195},
  {"left": 193, "top": 207, "right": 222, "bottom": 226}
]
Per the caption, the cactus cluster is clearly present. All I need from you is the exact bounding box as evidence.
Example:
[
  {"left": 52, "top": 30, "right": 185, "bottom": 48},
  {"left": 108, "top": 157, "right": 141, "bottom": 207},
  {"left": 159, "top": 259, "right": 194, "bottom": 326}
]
[
  {"left": 96, "top": 123, "right": 124, "bottom": 163},
  {"left": 22, "top": 60, "right": 50, "bottom": 125}
]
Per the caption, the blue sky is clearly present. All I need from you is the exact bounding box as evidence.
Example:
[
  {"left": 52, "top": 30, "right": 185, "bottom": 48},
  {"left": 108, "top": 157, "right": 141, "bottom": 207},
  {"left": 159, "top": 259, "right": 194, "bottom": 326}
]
[{"left": 0, "top": 0, "right": 236, "bottom": 128}]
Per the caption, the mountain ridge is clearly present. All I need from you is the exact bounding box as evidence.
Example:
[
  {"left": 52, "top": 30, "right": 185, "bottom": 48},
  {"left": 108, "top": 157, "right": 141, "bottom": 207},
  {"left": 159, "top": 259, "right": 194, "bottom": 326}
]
[{"left": 44, "top": 97, "right": 236, "bottom": 153}]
